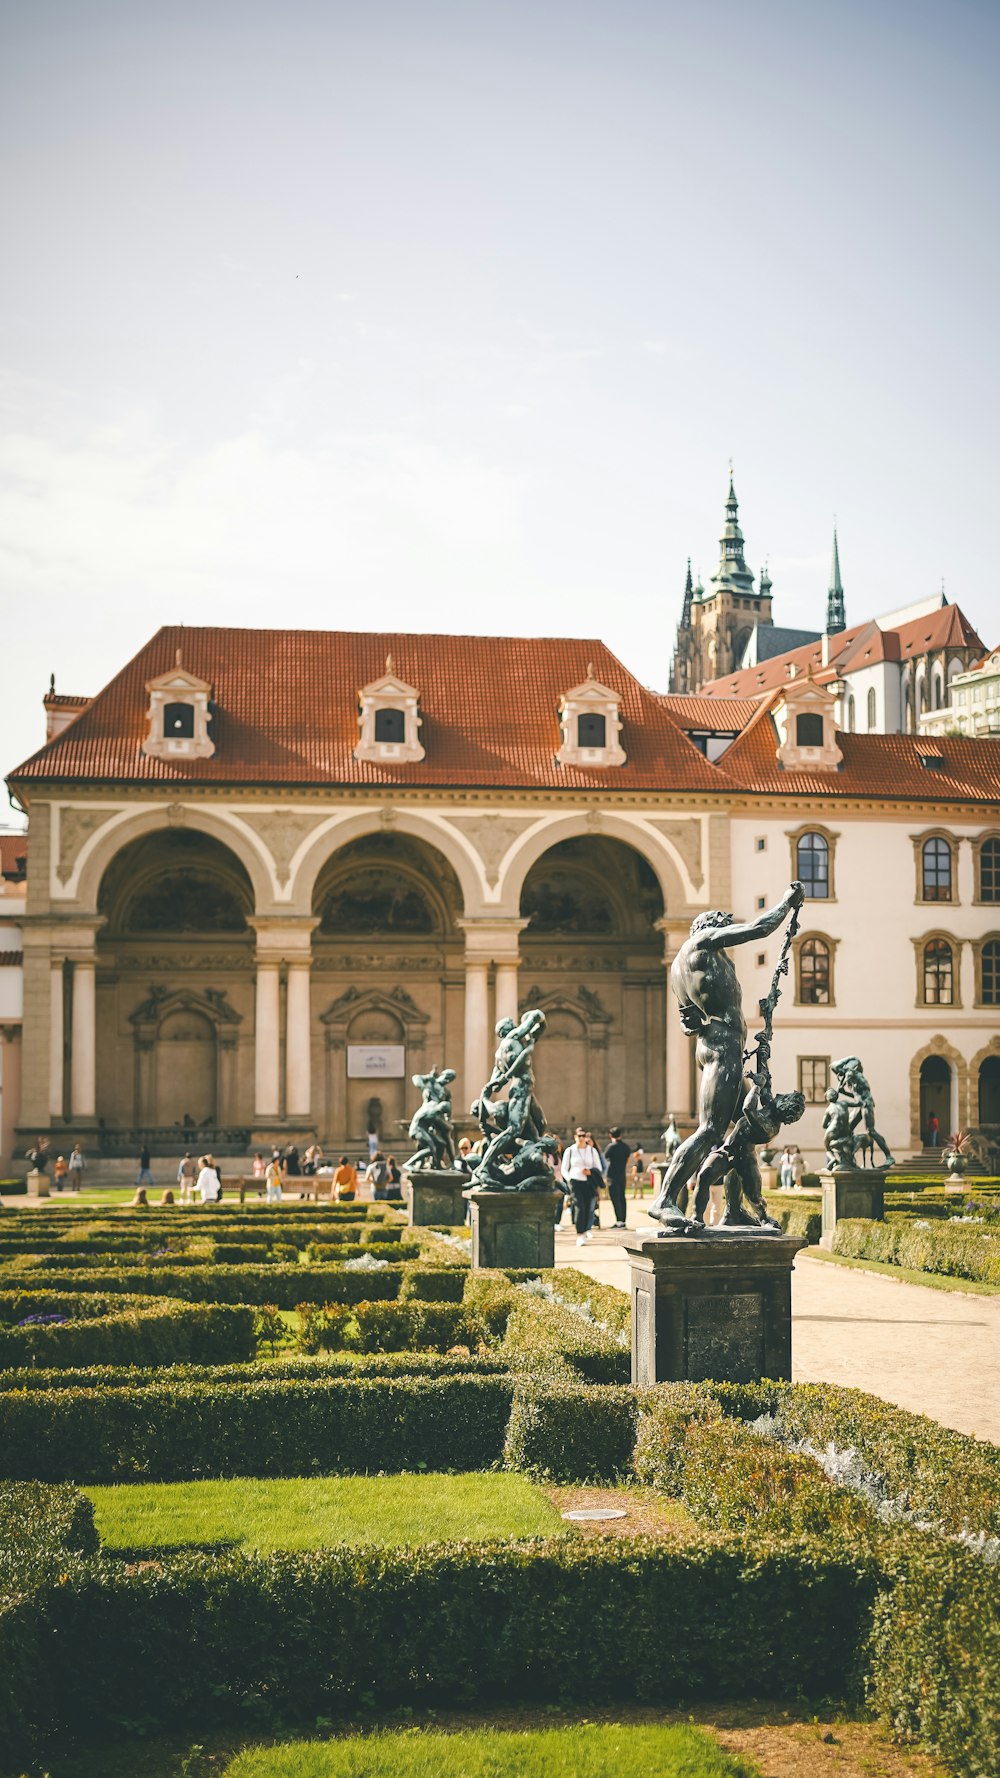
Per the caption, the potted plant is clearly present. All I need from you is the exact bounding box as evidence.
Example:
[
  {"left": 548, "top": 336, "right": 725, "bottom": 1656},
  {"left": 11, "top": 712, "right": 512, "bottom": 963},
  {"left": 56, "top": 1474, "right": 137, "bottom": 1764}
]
[{"left": 943, "top": 1130, "right": 973, "bottom": 1184}]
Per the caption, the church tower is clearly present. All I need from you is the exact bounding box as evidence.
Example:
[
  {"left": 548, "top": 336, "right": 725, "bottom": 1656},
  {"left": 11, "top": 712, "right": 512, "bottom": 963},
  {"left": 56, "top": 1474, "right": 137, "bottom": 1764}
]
[
  {"left": 826, "top": 528, "right": 846, "bottom": 635},
  {"left": 669, "top": 474, "right": 773, "bottom": 692}
]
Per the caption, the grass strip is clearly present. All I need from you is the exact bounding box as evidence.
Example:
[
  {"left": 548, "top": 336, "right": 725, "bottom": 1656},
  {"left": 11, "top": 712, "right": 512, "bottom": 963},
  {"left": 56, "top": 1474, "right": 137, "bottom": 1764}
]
[
  {"left": 804, "top": 1249, "right": 1000, "bottom": 1296},
  {"left": 223, "top": 1723, "right": 761, "bottom": 1777},
  {"left": 85, "top": 1471, "right": 563, "bottom": 1552}
]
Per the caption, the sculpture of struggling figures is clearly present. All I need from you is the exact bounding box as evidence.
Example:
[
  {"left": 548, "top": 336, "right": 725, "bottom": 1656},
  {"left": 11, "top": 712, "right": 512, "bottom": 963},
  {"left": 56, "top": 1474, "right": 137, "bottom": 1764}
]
[
  {"left": 650, "top": 881, "right": 805, "bottom": 1231},
  {"left": 822, "top": 1089, "right": 857, "bottom": 1172},
  {"left": 404, "top": 1067, "right": 458, "bottom": 1172},
  {"left": 471, "top": 1008, "right": 551, "bottom": 1190},
  {"left": 831, "top": 1056, "right": 894, "bottom": 1169}
]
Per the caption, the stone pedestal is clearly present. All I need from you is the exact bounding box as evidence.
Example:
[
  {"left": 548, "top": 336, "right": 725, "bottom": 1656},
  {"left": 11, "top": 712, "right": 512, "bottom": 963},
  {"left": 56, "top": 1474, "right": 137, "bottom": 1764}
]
[
  {"left": 465, "top": 1186, "right": 558, "bottom": 1269},
  {"left": 623, "top": 1230, "right": 807, "bottom": 1386},
  {"left": 404, "top": 1168, "right": 470, "bottom": 1227},
  {"left": 820, "top": 1168, "right": 886, "bottom": 1247},
  {"left": 26, "top": 1168, "right": 50, "bottom": 1198}
]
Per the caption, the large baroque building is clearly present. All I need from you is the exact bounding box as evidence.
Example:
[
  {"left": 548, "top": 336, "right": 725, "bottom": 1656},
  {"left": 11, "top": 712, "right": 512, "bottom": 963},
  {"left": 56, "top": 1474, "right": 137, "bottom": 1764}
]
[{"left": 4, "top": 623, "right": 1000, "bottom": 1172}]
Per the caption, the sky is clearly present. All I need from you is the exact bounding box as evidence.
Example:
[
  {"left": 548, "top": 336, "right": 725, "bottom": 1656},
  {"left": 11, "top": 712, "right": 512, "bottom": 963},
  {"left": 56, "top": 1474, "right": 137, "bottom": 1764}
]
[{"left": 2, "top": 0, "right": 998, "bottom": 820}]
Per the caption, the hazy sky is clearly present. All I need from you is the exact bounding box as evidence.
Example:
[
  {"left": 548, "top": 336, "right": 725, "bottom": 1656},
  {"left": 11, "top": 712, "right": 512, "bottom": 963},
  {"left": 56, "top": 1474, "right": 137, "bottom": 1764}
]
[{"left": 2, "top": 0, "right": 997, "bottom": 818}]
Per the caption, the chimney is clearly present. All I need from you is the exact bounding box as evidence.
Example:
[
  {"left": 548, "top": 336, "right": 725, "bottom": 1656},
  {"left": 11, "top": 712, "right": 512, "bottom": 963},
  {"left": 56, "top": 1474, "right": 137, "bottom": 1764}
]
[{"left": 821, "top": 634, "right": 832, "bottom": 667}]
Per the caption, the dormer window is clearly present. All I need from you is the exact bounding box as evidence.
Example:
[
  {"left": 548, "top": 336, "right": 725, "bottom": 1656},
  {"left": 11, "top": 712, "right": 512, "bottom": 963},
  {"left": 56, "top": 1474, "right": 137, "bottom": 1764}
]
[
  {"left": 557, "top": 666, "right": 626, "bottom": 769},
  {"left": 773, "top": 673, "right": 842, "bottom": 773},
  {"left": 796, "top": 713, "right": 823, "bottom": 747},
  {"left": 355, "top": 656, "right": 425, "bottom": 764},
  {"left": 142, "top": 652, "right": 215, "bottom": 761}
]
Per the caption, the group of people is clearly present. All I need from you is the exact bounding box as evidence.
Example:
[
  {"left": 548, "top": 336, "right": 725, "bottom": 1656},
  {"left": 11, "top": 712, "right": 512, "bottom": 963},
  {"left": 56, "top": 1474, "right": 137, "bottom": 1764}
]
[
  {"left": 777, "top": 1145, "right": 808, "bottom": 1191},
  {"left": 249, "top": 1147, "right": 403, "bottom": 1203},
  {"left": 25, "top": 1138, "right": 86, "bottom": 1189}
]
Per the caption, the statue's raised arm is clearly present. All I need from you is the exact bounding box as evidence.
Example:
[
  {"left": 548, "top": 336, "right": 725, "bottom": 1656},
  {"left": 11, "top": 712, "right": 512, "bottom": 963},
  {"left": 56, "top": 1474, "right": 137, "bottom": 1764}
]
[{"left": 698, "top": 881, "right": 804, "bottom": 951}]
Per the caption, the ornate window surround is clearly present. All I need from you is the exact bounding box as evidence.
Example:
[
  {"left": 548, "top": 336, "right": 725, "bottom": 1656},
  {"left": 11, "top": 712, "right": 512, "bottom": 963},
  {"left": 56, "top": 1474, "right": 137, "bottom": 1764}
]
[
  {"left": 354, "top": 659, "right": 425, "bottom": 765},
  {"left": 972, "top": 831, "right": 1000, "bottom": 906},
  {"left": 791, "top": 930, "right": 838, "bottom": 1007},
  {"left": 972, "top": 932, "right": 1000, "bottom": 1008},
  {"left": 786, "top": 823, "right": 838, "bottom": 901},
  {"left": 142, "top": 657, "right": 215, "bottom": 762},
  {"left": 556, "top": 669, "right": 626, "bottom": 770},
  {"left": 911, "top": 829, "right": 959, "bottom": 905},
  {"left": 911, "top": 930, "right": 963, "bottom": 1009}
]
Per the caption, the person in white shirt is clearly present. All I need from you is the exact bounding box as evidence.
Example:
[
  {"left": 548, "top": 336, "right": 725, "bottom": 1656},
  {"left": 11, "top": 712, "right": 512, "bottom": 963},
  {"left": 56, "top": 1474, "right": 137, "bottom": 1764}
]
[
  {"left": 197, "top": 1155, "right": 221, "bottom": 1203},
  {"left": 562, "top": 1127, "right": 603, "bottom": 1246}
]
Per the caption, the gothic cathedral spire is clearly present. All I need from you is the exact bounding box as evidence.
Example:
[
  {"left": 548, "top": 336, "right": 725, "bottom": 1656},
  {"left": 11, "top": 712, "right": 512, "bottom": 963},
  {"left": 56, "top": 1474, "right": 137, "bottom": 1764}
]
[
  {"left": 680, "top": 559, "right": 693, "bottom": 630},
  {"left": 826, "top": 529, "right": 846, "bottom": 635}
]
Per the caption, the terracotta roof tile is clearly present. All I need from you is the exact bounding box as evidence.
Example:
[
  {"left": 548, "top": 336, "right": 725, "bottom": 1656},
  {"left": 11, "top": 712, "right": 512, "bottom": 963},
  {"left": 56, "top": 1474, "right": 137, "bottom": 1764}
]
[
  {"left": 701, "top": 604, "right": 985, "bottom": 700},
  {"left": 656, "top": 694, "right": 761, "bottom": 731},
  {"left": 9, "top": 627, "right": 730, "bottom": 796},
  {"left": 0, "top": 835, "right": 27, "bottom": 880}
]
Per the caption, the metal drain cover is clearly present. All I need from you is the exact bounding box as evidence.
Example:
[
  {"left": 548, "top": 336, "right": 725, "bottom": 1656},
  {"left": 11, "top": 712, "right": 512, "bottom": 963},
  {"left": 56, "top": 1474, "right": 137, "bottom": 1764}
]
[{"left": 562, "top": 1508, "right": 628, "bottom": 1522}]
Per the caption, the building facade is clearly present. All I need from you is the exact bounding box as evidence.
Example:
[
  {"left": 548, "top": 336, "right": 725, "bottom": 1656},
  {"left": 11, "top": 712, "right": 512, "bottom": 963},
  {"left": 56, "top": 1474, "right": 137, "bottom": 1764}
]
[
  {"left": 920, "top": 647, "right": 1000, "bottom": 740},
  {"left": 6, "top": 624, "right": 1000, "bottom": 1171}
]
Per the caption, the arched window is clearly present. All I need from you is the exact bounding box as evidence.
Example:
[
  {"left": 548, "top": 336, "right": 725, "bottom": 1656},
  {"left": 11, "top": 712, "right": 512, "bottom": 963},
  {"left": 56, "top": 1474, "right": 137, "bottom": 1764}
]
[
  {"left": 796, "top": 832, "right": 829, "bottom": 899},
  {"left": 981, "top": 939, "right": 1000, "bottom": 1007},
  {"left": 933, "top": 674, "right": 943, "bottom": 710},
  {"left": 905, "top": 687, "right": 914, "bottom": 733},
  {"left": 798, "top": 937, "right": 831, "bottom": 1004},
  {"left": 374, "top": 708, "right": 406, "bottom": 744},
  {"left": 163, "top": 701, "right": 195, "bottom": 739},
  {"left": 846, "top": 694, "right": 856, "bottom": 731},
  {"left": 867, "top": 687, "right": 877, "bottom": 730},
  {"left": 796, "top": 712, "right": 824, "bottom": 747},
  {"left": 979, "top": 837, "right": 1000, "bottom": 903},
  {"left": 923, "top": 939, "right": 953, "bottom": 1005},
  {"left": 921, "top": 838, "right": 952, "bottom": 901}
]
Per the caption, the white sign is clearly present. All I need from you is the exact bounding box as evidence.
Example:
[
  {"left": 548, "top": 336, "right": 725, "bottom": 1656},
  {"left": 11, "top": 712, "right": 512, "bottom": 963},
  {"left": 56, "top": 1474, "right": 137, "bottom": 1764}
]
[{"left": 347, "top": 1045, "right": 405, "bottom": 1079}]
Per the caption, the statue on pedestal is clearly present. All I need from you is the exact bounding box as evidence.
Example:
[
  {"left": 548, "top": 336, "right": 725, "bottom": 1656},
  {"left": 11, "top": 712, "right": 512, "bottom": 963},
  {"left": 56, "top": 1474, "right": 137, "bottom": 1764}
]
[
  {"left": 822, "top": 1089, "right": 858, "bottom": 1172},
  {"left": 650, "top": 881, "right": 806, "bottom": 1234},
  {"left": 404, "top": 1067, "right": 459, "bottom": 1172},
  {"left": 470, "top": 1008, "right": 558, "bottom": 1191},
  {"left": 831, "top": 1056, "right": 894, "bottom": 1169}
]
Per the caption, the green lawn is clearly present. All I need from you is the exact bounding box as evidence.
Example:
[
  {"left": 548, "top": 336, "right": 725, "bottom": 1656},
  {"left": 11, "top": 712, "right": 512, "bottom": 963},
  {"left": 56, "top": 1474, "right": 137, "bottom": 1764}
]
[
  {"left": 224, "top": 1725, "right": 760, "bottom": 1778},
  {"left": 86, "top": 1472, "right": 564, "bottom": 1552},
  {"left": 808, "top": 1247, "right": 1000, "bottom": 1295}
]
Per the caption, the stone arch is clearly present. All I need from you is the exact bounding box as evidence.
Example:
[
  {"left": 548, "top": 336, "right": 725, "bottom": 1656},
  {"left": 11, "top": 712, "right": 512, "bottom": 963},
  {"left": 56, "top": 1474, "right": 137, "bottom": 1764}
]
[
  {"left": 496, "top": 812, "right": 697, "bottom": 917},
  {"left": 69, "top": 805, "right": 275, "bottom": 915},
  {"left": 313, "top": 833, "right": 460, "bottom": 938},
  {"left": 908, "top": 1035, "right": 968, "bottom": 1149},
  {"left": 128, "top": 984, "right": 244, "bottom": 1136},
  {"left": 288, "top": 809, "right": 488, "bottom": 919},
  {"left": 969, "top": 1035, "right": 1000, "bottom": 1130},
  {"left": 319, "top": 984, "right": 429, "bottom": 1149}
]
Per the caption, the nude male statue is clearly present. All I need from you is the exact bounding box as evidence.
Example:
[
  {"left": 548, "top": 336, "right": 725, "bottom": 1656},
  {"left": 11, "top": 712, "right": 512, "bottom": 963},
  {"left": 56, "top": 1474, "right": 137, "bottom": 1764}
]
[
  {"left": 831, "top": 1055, "right": 894, "bottom": 1168},
  {"left": 471, "top": 1009, "right": 547, "bottom": 1185},
  {"left": 649, "top": 881, "right": 805, "bottom": 1230}
]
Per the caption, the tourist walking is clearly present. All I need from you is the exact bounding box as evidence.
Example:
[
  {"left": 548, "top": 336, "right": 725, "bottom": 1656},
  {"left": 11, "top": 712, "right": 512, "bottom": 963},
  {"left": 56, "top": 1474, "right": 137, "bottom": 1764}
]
[
  {"left": 629, "top": 1144, "right": 646, "bottom": 1197},
  {"left": 926, "top": 1111, "right": 940, "bottom": 1148},
  {"left": 264, "top": 1157, "right": 283, "bottom": 1204},
  {"left": 177, "top": 1152, "right": 196, "bottom": 1203},
  {"left": 603, "top": 1127, "right": 631, "bottom": 1229},
  {"left": 197, "top": 1154, "right": 222, "bottom": 1203},
  {"left": 386, "top": 1155, "right": 402, "bottom": 1198},
  {"left": 365, "top": 1151, "right": 390, "bottom": 1199},
  {"left": 778, "top": 1146, "right": 794, "bottom": 1190},
  {"left": 333, "top": 1156, "right": 357, "bottom": 1202},
  {"left": 136, "top": 1144, "right": 154, "bottom": 1190},
  {"left": 790, "top": 1146, "right": 806, "bottom": 1190},
  {"left": 67, "top": 1143, "right": 85, "bottom": 1190},
  {"left": 52, "top": 1154, "right": 68, "bottom": 1190},
  {"left": 562, "top": 1127, "right": 603, "bottom": 1246}
]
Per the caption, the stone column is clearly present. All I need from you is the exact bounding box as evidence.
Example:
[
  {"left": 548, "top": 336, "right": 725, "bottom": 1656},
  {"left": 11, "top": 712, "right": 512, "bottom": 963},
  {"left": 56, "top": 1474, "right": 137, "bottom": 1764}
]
[
  {"left": 48, "top": 958, "right": 65, "bottom": 1122},
  {"left": 494, "top": 961, "right": 520, "bottom": 1027},
  {"left": 463, "top": 961, "right": 490, "bottom": 1108},
  {"left": 657, "top": 919, "right": 693, "bottom": 1123},
  {"left": 254, "top": 962, "right": 281, "bottom": 1119},
  {"left": 68, "top": 956, "right": 97, "bottom": 1119},
  {"left": 285, "top": 962, "right": 312, "bottom": 1118}
]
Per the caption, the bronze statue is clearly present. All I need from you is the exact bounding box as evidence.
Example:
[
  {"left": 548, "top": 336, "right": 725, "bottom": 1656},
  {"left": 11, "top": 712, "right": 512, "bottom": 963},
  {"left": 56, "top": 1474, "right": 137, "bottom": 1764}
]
[
  {"left": 404, "top": 1067, "right": 458, "bottom": 1172},
  {"left": 822, "top": 1089, "right": 857, "bottom": 1172},
  {"left": 470, "top": 1008, "right": 555, "bottom": 1191},
  {"left": 650, "top": 881, "right": 805, "bottom": 1232},
  {"left": 831, "top": 1056, "right": 894, "bottom": 1169}
]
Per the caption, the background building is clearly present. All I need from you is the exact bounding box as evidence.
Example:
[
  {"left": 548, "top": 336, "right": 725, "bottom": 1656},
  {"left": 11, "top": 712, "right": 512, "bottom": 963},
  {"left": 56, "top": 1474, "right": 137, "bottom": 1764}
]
[{"left": 5, "top": 624, "right": 999, "bottom": 1173}]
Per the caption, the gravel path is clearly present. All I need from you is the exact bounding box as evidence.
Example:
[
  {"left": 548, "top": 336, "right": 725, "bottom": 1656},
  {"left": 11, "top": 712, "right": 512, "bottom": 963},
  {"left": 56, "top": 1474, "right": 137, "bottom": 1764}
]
[{"left": 555, "top": 1208, "right": 1000, "bottom": 1443}]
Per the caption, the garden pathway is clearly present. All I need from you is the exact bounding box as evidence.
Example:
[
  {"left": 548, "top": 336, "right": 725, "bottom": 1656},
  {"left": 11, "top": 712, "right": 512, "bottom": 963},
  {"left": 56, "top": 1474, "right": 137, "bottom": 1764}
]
[{"left": 555, "top": 1209, "right": 1000, "bottom": 1443}]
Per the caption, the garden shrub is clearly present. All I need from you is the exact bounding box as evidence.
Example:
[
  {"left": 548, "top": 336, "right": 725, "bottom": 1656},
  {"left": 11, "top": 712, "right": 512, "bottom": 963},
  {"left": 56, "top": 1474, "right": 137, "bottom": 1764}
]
[
  {"left": 0, "top": 1353, "right": 510, "bottom": 1391},
  {"left": 0, "top": 1374, "right": 515, "bottom": 1482},
  {"left": 678, "top": 1418, "right": 869, "bottom": 1538},
  {"left": 504, "top": 1381, "right": 637, "bottom": 1481},
  {"left": 462, "top": 1272, "right": 521, "bottom": 1338},
  {"left": 763, "top": 1197, "right": 822, "bottom": 1244},
  {"left": 832, "top": 1217, "right": 1000, "bottom": 1285},
  {"left": 399, "top": 1266, "right": 467, "bottom": 1303},
  {"left": 632, "top": 1384, "right": 724, "bottom": 1493},
  {"left": 501, "top": 1293, "right": 629, "bottom": 1384},
  {"left": 0, "top": 1292, "right": 255, "bottom": 1367},
  {"left": 2, "top": 1265, "right": 407, "bottom": 1307},
  {"left": 868, "top": 1534, "right": 1000, "bottom": 1778},
  {"left": 300, "top": 1301, "right": 483, "bottom": 1355}
]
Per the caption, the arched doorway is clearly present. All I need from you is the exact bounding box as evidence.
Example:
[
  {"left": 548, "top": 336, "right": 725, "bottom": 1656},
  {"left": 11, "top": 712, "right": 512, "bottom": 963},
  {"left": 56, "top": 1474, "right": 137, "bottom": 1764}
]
[
  {"left": 96, "top": 829, "right": 254, "bottom": 1140},
  {"left": 979, "top": 1056, "right": 1000, "bottom": 1127},
  {"left": 313, "top": 834, "right": 463, "bottom": 1147},
  {"left": 518, "top": 836, "right": 665, "bottom": 1142},
  {"left": 919, "top": 1055, "right": 952, "bottom": 1142}
]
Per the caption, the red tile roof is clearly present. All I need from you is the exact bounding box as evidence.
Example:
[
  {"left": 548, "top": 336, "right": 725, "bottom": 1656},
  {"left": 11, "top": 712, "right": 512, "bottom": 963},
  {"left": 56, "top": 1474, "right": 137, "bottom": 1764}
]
[
  {"left": 701, "top": 604, "right": 985, "bottom": 700},
  {"left": 0, "top": 835, "right": 27, "bottom": 881},
  {"left": 719, "top": 689, "right": 1000, "bottom": 801},
  {"left": 657, "top": 694, "right": 761, "bottom": 731},
  {"left": 8, "top": 627, "right": 730, "bottom": 795}
]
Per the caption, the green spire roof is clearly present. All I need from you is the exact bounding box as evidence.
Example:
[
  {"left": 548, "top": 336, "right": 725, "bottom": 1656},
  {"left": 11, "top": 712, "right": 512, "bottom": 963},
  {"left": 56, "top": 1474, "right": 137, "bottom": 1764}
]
[{"left": 826, "top": 528, "right": 846, "bottom": 635}]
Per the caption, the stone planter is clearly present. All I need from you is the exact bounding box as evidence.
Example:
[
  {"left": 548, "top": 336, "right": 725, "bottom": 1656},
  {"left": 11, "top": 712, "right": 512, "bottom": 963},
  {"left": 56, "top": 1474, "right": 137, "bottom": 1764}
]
[
  {"left": 25, "top": 1168, "right": 50, "bottom": 1198},
  {"left": 623, "top": 1230, "right": 807, "bottom": 1386}
]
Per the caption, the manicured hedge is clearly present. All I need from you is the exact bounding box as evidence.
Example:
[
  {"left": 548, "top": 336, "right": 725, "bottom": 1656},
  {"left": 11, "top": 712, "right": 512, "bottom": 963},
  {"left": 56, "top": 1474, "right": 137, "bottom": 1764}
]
[
  {"left": 0, "top": 1291, "right": 255, "bottom": 1367},
  {"left": 10, "top": 1536, "right": 878, "bottom": 1759},
  {"left": 504, "top": 1381, "right": 637, "bottom": 1481},
  {"left": 763, "top": 1196, "right": 822, "bottom": 1245},
  {"left": 0, "top": 1352, "right": 511, "bottom": 1392},
  {"left": 832, "top": 1217, "right": 1000, "bottom": 1285},
  {"left": 0, "top": 1373, "right": 515, "bottom": 1482},
  {"left": 0, "top": 1265, "right": 408, "bottom": 1307},
  {"left": 297, "top": 1301, "right": 484, "bottom": 1355}
]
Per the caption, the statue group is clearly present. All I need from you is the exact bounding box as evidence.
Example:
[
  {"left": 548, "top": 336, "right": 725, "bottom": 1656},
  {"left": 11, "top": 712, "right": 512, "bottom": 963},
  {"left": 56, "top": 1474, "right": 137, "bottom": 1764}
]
[
  {"left": 403, "top": 1067, "right": 460, "bottom": 1173},
  {"left": 822, "top": 1058, "right": 894, "bottom": 1172},
  {"left": 403, "top": 1009, "right": 559, "bottom": 1191}
]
